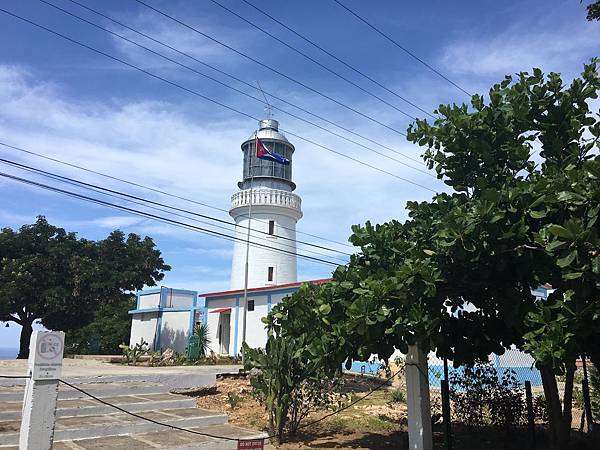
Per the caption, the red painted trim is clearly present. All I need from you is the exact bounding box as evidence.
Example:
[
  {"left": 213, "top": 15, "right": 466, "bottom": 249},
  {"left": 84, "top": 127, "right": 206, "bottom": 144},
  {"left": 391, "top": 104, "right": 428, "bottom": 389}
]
[
  {"left": 201, "top": 278, "right": 331, "bottom": 298},
  {"left": 209, "top": 307, "right": 232, "bottom": 314}
]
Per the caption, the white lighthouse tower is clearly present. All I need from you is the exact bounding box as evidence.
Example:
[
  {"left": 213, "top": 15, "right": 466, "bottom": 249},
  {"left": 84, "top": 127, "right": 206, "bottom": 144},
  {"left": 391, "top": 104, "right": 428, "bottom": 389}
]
[{"left": 229, "top": 118, "right": 302, "bottom": 290}]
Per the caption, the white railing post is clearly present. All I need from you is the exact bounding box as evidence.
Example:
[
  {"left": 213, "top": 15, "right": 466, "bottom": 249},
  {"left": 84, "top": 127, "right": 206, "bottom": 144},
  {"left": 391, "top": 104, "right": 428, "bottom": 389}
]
[
  {"left": 406, "top": 344, "right": 433, "bottom": 450},
  {"left": 19, "top": 330, "right": 65, "bottom": 450}
]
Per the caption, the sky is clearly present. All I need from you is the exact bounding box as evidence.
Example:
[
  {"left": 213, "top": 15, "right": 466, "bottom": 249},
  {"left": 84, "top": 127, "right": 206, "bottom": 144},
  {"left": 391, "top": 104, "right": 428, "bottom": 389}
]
[{"left": 0, "top": 0, "right": 598, "bottom": 349}]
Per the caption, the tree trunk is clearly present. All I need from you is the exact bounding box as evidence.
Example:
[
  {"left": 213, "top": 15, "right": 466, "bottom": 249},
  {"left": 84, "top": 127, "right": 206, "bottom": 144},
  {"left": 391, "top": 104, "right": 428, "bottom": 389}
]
[
  {"left": 560, "top": 364, "right": 575, "bottom": 449},
  {"left": 17, "top": 318, "right": 34, "bottom": 359},
  {"left": 540, "top": 364, "right": 574, "bottom": 450}
]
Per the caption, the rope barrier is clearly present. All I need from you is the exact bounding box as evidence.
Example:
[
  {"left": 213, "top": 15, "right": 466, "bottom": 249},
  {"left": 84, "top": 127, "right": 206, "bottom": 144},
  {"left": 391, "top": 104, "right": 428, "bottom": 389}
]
[{"left": 1, "top": 364, "right": 416, "bottom": 444}]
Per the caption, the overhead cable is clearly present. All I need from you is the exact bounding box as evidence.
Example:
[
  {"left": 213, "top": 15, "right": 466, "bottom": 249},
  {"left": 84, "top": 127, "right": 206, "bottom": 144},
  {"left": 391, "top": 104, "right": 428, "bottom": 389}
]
[
  {"left": 64, "top": 0, "right": 424, "bottom": 167},
  {"left": 0, "top": 171, "right": 341, "bottom": 267},
  {"left": 0, "top": 8, "right": 438, "bottom": 194},
  {"left": 239, "top": 0, "right": 436, "bottom": 119},
  {"left": 131, "top": 0, "right": 409, "bottom": 137},
  {"left": 332, "top": 0, "right": 472, "bottom": 97},
  {"left": 40, "top": 0, "right": 429, "bottom": 172},
  {"left": 0, "top": 156, "right": 351, "bottom": 261},
  {"left": 0, "top": 140, "right": 355, "bottom": 249},
  {"left": 208, "top": 0, "right": 426, "bottom": 121}
]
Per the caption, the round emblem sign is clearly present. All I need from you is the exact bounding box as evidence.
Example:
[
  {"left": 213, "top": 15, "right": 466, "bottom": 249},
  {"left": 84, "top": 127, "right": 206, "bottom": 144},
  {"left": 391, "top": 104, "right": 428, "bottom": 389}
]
[{"left": 36, "top": 333, "right": 63, "bottom": 360}]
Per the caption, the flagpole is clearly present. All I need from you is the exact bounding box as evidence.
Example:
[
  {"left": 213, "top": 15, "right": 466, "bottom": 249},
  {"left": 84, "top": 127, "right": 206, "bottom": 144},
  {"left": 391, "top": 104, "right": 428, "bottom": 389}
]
[{"left": 240, "top": 132, "right": 256, "bottom": 366}]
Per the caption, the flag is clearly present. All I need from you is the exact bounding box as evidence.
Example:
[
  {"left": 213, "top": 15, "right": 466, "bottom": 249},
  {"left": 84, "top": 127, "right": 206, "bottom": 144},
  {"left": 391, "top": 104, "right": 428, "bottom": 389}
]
[{"left": 256, "top": 136, "right": 290, "bottom": 165}]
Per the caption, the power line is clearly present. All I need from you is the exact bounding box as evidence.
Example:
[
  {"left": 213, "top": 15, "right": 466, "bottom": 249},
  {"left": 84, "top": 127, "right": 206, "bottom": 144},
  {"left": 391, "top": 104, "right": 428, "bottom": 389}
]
[
  {"left": 0, "top": 7, "right": 438, "bottom": 194},
  {"left": 0, "top": 140, "right": 354, "bottom": 250},
  {"left": 0, "top": 156, "right": 351, "bottom": 261},
  {"left": 0, "top": 171, "right": 341, "bottom": 267},
  {"left": 332, "top": 0, "right": 472, "bottom": 97},
  {"left": 41, "top": 0, "right": 429, "bottom": 172},
  {"left": 207, "top": 0, "right": 424, "bottom": 121},
  {"left": 1, "top": 364, "right": 406, "bottom": 445},
  {"left": 238, "top": 0, "right": 436, "bottom": 120},
  {"left": 131, "top": 0, "right": 409, "bottom": 138},
  {"left": 64, "top": 0, "right": 426, "bottom": 170}
]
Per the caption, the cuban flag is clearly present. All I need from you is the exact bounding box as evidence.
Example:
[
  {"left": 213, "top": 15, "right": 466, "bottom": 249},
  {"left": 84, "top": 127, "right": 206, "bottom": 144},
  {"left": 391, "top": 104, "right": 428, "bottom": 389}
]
[{"left": 256, "top": 136, "right": 290, "bottom": 165}]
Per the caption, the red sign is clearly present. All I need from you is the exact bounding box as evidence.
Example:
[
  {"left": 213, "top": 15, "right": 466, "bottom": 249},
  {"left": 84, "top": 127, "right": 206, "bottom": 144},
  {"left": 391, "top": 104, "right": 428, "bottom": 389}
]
[{"left": 238, "top": 439, "right": 264, "bottom": 450}]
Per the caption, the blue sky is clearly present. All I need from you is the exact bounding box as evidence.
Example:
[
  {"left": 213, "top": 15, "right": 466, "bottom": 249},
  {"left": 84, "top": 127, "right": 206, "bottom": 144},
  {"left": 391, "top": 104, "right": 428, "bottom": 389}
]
[{"left": 0, "top": 0, "right": 598, "bottom": 349}]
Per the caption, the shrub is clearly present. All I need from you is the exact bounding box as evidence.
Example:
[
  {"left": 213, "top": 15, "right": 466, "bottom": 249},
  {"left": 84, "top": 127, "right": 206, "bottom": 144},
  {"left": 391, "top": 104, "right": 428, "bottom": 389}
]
[
  {"left": 193, "top": 323, "right": 211, "bottom": 358},
  {"left": 227, "top": 392, "right": 243, "bottom": 410},
  {"left": 387, "top": 388, "right": 406, "bottom": 404},
  {"left": 244, "top": 337, "right": 347, "bottom": 442},
  {"left": 449, "top": 364, "right": 526, "bottom": 429},
  {"left": 119, "top": 338, "right": 148, "bottom": 365}
]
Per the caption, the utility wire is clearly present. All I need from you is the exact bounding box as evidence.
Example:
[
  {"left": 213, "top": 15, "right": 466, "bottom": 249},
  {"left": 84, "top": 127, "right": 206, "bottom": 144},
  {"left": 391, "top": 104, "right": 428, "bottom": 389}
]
[
  {"left": 0, "top": 364, "right": 406, "bottom": 444},
  {"left": 0, "top": 171, "right": 340, "bottom": 267},
  {"left": 332, "top": 0, "right": 472, "bottom": 97},
  {"left": 0, "top": 7, "right": 437, "bottom": 194},
  {"left": 239, "top": 0, "right": 436, "bottom": 120},
  {"left": 0, "top": 141, "right": 354, "bottom": 250},
  {"left": 131, "top": 0, "right": 408, "bottom": 138},
  {"left": 0, "top": 157, "right": 350, "bottom": 261},
  {"left": 64, "top": 0, "right": 427, "bottom": 170},
  {"left": 58, "top": 379, "right": 241, "bottom": 442},
  {"left": 42, "top": 0, "right": 429, "bottom": 172},
  {"left": 208, "top": 0, "right": 422, "bottom": 121}
]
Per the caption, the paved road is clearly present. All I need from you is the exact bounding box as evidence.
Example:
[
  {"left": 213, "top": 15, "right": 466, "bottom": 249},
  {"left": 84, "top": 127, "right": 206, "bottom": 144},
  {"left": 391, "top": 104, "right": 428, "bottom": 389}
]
[{"left": 0, "top": 358, "right": 241, "bottom": 378}]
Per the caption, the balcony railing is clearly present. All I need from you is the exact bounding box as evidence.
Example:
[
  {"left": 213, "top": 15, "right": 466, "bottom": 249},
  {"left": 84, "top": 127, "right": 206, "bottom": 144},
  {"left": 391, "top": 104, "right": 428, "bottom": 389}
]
[{"left": 230, "top": 189, "right": 302, "bottom": 212}]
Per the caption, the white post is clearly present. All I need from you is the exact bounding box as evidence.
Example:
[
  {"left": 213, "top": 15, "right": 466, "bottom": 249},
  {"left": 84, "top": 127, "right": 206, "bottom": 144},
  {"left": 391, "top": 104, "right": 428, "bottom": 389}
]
[
  {"left": 241, "top": 135, "right": 256, "bottom": 365},
  {"left": 19, "top": 330, "right": 65, "bottom": 450},
  {"left": 406, "top": 344, "right": 433, "bottom": 450}
]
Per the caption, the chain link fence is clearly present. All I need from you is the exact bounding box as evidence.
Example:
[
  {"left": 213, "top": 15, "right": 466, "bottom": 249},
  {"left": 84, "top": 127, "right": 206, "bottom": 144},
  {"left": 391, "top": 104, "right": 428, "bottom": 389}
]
[{"left": 427, "top": 348, "right": 598, "bottom": 448}]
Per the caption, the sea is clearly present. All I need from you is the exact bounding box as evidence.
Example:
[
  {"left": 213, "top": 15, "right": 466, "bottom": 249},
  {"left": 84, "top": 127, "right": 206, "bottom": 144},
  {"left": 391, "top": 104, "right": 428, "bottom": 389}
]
[{"left": 0, "top": 347, "right": 18, "bottom": 359}]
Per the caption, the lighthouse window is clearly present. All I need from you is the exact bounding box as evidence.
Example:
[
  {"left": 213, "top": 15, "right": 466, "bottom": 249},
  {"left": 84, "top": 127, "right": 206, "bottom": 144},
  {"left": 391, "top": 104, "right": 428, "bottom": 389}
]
[
  {"left": 247, "top": 300, "right": 255, "bottom": 311},
  {"left": 268, "top": 220, "right": 275, "bottom": 235},
  {"left": 268, "top": 266, "right": 274, "bottom": 282}
]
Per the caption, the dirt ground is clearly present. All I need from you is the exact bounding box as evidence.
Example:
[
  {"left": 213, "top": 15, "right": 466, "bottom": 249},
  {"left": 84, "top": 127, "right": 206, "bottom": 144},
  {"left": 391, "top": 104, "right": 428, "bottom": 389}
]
[{"left": 195, "top": 376, "right": 600, "bottom": 450}]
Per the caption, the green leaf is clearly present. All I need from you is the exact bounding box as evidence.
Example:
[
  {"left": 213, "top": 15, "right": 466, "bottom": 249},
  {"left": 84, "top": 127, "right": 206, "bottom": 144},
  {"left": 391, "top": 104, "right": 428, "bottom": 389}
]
[
  {"left": 319, "top": 304, "right": 331, "bottom": 315},
  {"left": 563, "top": 272, "right": 583, "bottom": 280},
  {"left": 529, "top": 210, "right": 547, "bottom": 219},
  {"left": 547, "top": 225, "right": 573, "bottom": 239},
  {"left": 557, "top": 250, "right": 577, "bottom": 268},
  {"left": 423, "top": 249, "right": 436, "bottom": 256}
]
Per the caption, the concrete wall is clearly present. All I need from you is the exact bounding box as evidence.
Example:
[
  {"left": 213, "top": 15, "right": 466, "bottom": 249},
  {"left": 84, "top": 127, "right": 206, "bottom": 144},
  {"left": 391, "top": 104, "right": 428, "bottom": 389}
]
[
  {"left": 138, "top": 293, "right": 160, "bottom": 309},
  {"left": 204, "top": 290, "right": 297, "bottom": 356},
  {"left": 237, "top": 294, "right": 268, "bottom": 351},
  {"left": 229, "top": 210, "right": 299, "bottom": 290},
  {"left": 130, "top": 312, "right": 158, "bottom": 348},
  {"left": 159, "top": 311, "right": 191, "bottom": 353},
  {"left": 206, "top": 298, "right": 238, "bottom": 356}
]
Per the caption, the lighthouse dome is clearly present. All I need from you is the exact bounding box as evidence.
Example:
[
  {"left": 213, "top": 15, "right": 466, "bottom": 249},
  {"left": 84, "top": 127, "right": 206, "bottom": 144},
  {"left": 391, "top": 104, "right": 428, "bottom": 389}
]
[{"left": 238, "top": 119, "right": 296, "bottom": 191}]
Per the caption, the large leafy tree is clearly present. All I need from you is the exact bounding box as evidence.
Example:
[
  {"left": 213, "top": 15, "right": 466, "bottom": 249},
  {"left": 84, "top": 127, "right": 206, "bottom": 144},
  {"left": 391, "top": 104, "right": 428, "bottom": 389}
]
[
  {"left": 0, "top": 216, "right": 170, "bottom": 358},
  {"left": 65, "top": 295, "right": 136, "bottom": 355},
  {"left": 406, "top": 61, "right": 600, "bottom": 449},
  {"left": 257, "top": 62, "right": 599, "bottom": 449}
]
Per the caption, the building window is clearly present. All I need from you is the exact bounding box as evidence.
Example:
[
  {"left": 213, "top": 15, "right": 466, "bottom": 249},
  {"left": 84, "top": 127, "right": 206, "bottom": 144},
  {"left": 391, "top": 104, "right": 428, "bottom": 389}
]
[
  {"left": 268, "top": 266, "right": 274, "bottom": 282},
  {"left": 268, "top": 220, "right": 275, "bottom": 235},
  {"left": 248, "top": 300, "right": 255, "bottom": 311}
]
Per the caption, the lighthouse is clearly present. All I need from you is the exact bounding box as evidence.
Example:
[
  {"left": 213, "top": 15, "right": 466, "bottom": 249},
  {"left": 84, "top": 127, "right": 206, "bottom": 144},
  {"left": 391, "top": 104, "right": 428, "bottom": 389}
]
[{"left": 229, "top": 118, "right": 303, "bottom": 290}]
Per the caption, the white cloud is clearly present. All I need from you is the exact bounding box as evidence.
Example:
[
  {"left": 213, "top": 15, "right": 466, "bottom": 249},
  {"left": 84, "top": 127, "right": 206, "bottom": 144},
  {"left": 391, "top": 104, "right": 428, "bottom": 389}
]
[{"left": 441, "top": 11, "right": 600, "bottom": 79}]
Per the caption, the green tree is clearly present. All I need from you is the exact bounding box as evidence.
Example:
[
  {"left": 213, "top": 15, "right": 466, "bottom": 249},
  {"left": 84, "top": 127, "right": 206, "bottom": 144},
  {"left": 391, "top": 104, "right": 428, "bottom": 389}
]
[
  {"left": 584, "top": 0, "right": 600, "bottom": 20},
  {"left": 65, "top": 295, "right": 136, "bottom": 355},
  {"left": 407, "top": 61, "right": 600, "bottom": 449},
  {"left": 263, "top": 62, "right": 598, "bottom": 449},
  {"left": 0, "top": 216, "right": 170, "bottom": 358}
]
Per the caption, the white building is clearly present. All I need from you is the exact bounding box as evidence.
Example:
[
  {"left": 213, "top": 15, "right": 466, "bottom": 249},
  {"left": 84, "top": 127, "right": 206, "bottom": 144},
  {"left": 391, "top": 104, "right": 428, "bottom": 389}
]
[
  {"left": 129, "top": 118, "right": 327, "bottom": 355},
  {"left": 203, "top": 117, "right": 323, "bottom": 356},
  {"left": 128, "top": 287, "right": 200, "bottom": 353},
  {"left": 228, "top": 118, "right": 303, "bottom": 289}
]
